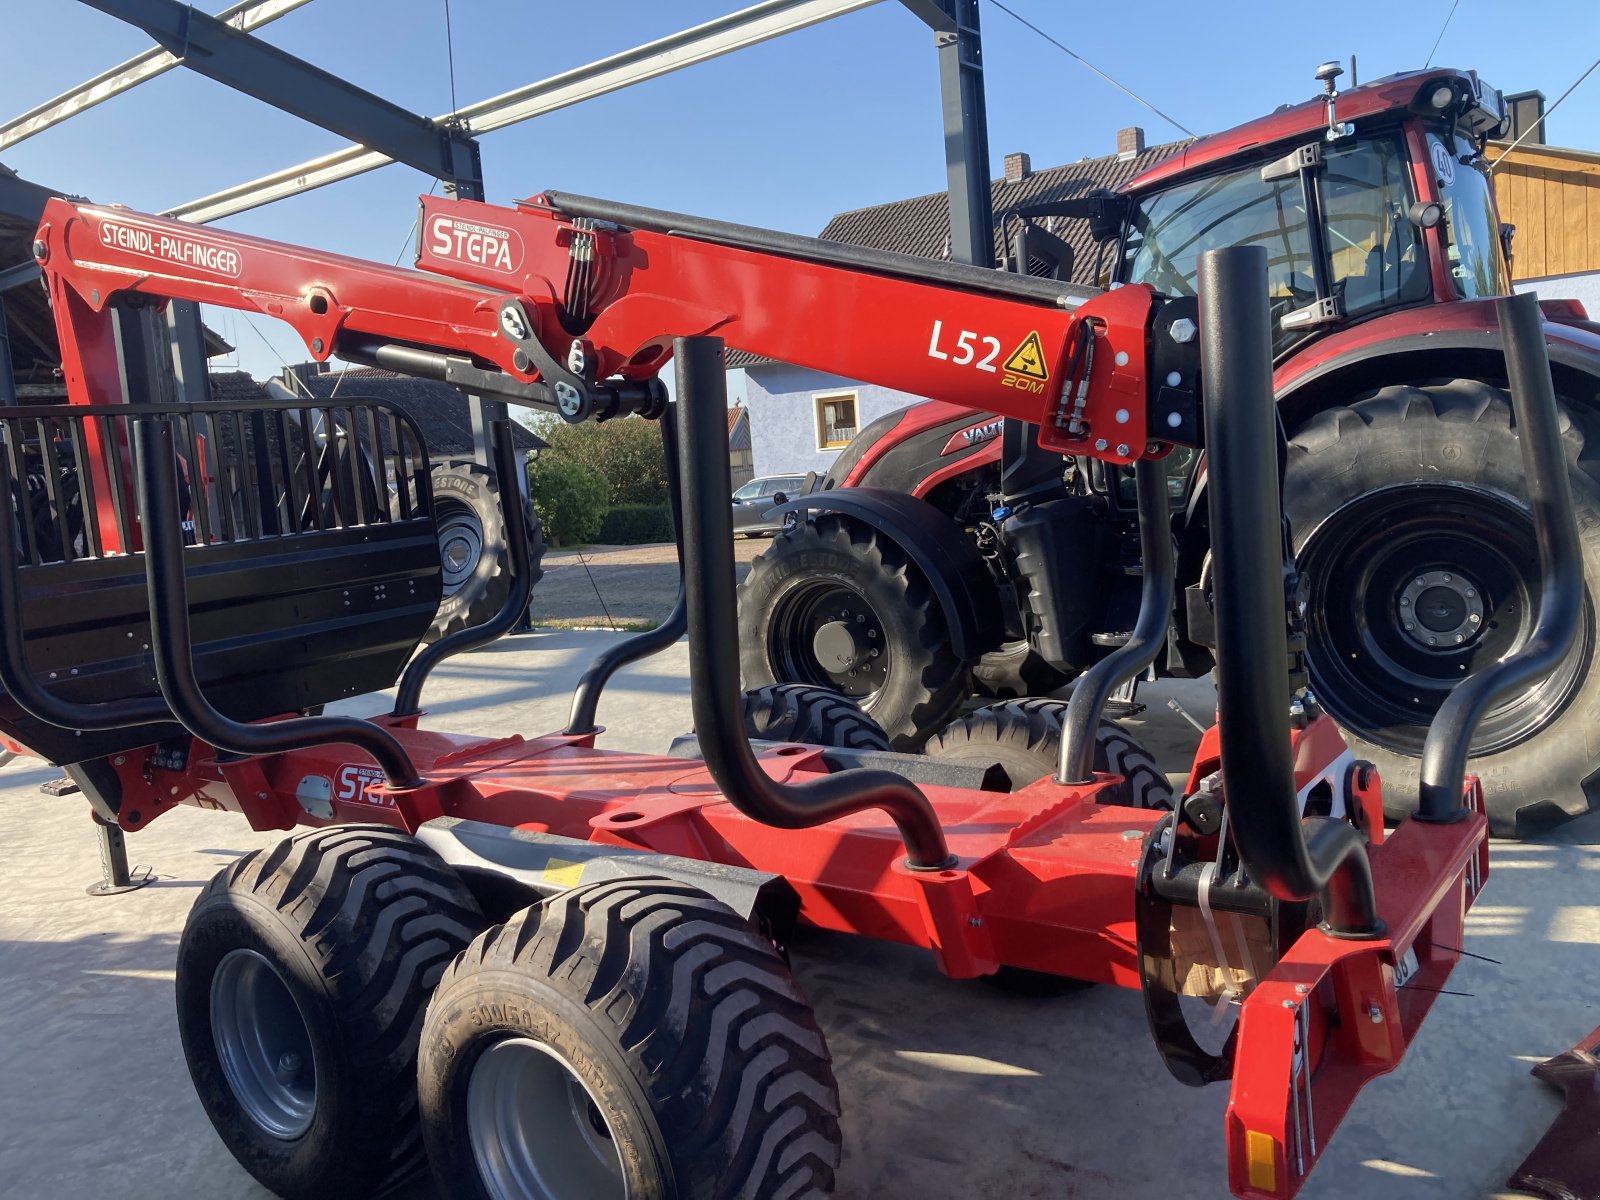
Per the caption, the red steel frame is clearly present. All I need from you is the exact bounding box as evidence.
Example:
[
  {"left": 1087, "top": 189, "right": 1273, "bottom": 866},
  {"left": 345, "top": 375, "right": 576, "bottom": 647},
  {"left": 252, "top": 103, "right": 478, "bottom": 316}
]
[{"left": 28, "top": 193, "right": 1489, "bottom": 1199}]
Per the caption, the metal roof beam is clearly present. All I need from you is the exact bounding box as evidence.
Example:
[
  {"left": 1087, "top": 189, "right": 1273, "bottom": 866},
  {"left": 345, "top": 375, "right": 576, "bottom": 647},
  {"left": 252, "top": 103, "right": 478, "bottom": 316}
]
[
  {"left": 76, "top": 0, "right": 482, "bottom": 198},
  {"left": 0, "top": 170, "right": 61, "bottom": 224},
  {"left": 0, "top": 0, "right": 315, "bottom": 152},
  {"left": 168, "top": 0, "right": 885, "bottom": 223}
]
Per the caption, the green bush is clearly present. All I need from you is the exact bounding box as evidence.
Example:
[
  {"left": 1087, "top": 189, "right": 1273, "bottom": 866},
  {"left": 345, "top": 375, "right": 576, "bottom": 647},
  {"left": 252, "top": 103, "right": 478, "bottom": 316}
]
[
  {"left": 529, "top": 414, "right": 668, "bottom": 506},
  {"left": 597, "top": 504, "right": 675, "bottom": 545},
  {"left": 527, "top": 457, "right": 608, "bottom": 547}
]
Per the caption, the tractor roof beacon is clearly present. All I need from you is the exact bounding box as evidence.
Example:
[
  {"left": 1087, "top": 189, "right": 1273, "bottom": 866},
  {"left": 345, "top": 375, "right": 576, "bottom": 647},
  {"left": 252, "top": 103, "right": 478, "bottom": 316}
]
[
  {"left": 7, "top": 161, "right": 1578, "bottom": 1198},
  {"left": 741, "top": 65, "right": 1600, "bottom": 838}
]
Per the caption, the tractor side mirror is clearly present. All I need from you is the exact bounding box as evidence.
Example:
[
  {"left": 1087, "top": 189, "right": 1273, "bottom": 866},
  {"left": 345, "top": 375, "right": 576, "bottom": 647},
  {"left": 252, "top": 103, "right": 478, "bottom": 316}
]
[{"left": 1500, "top": 222, "right": 1517, "bottom": 274}]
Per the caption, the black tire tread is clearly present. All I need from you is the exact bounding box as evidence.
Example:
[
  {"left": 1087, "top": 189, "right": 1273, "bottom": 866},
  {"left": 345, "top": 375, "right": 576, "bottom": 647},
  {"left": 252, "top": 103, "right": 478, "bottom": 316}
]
[
  {"left": 437, "top": 876, "right": 841, "bottom": 1198},
  {"left": 738, "top": 514, "right": 967, "bottom": 750},
  {"left": 425, "top": 459, "right": 547, "bottom": 644},
  {"left": 187, "top": 824, "right": 482, "bottom": 1194},
  {"left": 740, "top": 683, "right": 894, "bottom": 751},
  {"left": 1286, "top": 379, "right": 1600, "bottom": 836},
  {"left": 928, "top": 697, "right": 1173, "bottom": 807}
]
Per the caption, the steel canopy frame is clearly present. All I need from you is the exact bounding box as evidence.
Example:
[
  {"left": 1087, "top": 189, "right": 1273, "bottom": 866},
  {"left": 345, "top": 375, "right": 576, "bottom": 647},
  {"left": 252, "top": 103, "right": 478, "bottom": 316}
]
[
  {"left": 74, "top": 0, "right": 484, "bottom": 200},
  {"left": 0, "top": 0, "right": 315, "bottom": 153},
  {"left": 165, "top": 0, "right": 898, "bottom": 223}
]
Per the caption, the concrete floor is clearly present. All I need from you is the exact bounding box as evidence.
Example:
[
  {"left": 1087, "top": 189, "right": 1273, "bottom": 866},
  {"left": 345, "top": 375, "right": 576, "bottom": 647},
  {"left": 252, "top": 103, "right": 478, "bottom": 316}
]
[{"left": 1, "top": 629, "right": 1596, "bottom": 1200}]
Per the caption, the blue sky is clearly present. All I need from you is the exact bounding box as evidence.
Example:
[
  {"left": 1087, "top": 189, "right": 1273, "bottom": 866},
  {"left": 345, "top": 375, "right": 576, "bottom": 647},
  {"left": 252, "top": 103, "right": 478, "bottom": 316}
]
[{"left": 3, "top": 0, "right": 1597, "bottom": 380}]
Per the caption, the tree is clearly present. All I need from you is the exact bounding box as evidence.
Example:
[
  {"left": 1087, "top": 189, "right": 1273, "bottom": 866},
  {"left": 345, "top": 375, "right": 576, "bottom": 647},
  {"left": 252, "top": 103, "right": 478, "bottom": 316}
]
[{"left": 529, "top": 414, "right": 668, "bottom": 506}]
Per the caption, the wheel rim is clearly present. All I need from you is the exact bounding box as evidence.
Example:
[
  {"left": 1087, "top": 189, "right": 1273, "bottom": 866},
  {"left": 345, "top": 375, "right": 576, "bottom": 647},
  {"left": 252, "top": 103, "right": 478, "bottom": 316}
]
[
  {"left": 437, "top": 501, "right": 485, "bottom": 598},
  {"left": 1298, "top": 482, "right": 1589, "bottom": 756},
  {"left": 209, "top": 948, "right": 317, "bottom": 1139},
  {"left": 767, "top": 579, "right": 890, "bottom": 701},
  {"left": 466, "top": 1037, "right": 627, "bottom": 1200}
]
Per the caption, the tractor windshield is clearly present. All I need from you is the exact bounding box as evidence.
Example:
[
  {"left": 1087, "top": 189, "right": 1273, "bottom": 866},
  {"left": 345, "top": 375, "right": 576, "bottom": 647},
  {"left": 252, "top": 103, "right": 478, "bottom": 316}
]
[
  {"left": 1122, "top": 136, "right": 1429, "bottom": 354},
  {"left": 1427, "top": 128, "right": 1510, "bottom": 299}
]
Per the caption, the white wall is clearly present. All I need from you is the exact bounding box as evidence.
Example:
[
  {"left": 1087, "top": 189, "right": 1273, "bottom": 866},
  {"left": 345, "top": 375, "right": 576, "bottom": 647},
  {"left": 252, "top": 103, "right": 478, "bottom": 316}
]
[{"left": 1515, "top": 270, "right": 1600, "bottom": 313}]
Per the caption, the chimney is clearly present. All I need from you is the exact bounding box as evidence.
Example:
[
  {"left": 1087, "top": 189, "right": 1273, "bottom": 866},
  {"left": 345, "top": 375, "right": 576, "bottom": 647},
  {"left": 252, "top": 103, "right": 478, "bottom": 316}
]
[
  {"left": 1003, "top": 151, "right": 1032, "bottom": 183},
  {"left": 1504, "top": 90, "right": 1546, "bottom": 146},
  {"left": 1116, "top": 126, "right": 1146, "bottom": 161}
]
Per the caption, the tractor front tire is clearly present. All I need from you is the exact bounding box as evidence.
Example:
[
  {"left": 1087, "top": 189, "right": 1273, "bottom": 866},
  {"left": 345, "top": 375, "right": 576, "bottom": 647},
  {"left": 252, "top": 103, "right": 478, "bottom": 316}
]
[
  {"left": 741, "top": 683, "right": 893, "bottom": 750},
  {"left": 927, "top": 698, "right": 1174, "bottom": 806},
  {"left": 1286, "top": 380, "right": 1600, "bottom": 837},
  {"left": 175, "top": 826, "right": 484, "bottom": 1199},
  {"left": 738, "top": 515, "right": 967, "bottom": 750},
  {"left": 426, "top": 459, "right": 546, "bottom": 644},
  {"left": 417, "top": 876, "right": 842, "bottom": 1199}
]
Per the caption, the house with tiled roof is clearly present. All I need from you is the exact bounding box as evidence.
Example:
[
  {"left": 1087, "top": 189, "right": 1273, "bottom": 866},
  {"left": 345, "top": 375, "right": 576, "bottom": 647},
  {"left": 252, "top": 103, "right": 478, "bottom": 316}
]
[
  {"left": 729, "top": 128, "right": 1187, "bottom": 479},
  {"left": 265, "top": 364, "right": 546, "bottom": 458}
]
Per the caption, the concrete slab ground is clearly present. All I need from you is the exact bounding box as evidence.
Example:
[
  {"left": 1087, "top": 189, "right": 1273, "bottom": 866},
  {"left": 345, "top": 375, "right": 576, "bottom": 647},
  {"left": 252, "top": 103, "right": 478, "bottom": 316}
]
[{"left": 1, "top": 629, "right": 1596, "bottom": 1200}]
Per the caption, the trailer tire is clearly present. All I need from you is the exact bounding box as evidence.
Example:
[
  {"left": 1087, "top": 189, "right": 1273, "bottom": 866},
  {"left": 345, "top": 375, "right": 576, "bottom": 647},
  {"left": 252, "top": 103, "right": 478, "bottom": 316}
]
[
  {"left": 175, "top": 825, "right": 484, "bottom": 1200},
  {"left": 741, "top": 683, "right": 893, "bottom": 750},
  {"left": 426, "top": 460, "right": 546, "bottom": 644},
  {"left": 418, "top": 876, "right": 842, "bottom": 1200},
  {"left": 1286, "top": 381, "right": 1600, "bottom": 836},
  {"left": 971, "top": 640, "right": 1073, "bottom": 700},
  {"left": 738, "top": 514, "right": 967, "bottom": 750},
  {"left": 927, "top": 698, "right": 1174, "bottom": 807}
]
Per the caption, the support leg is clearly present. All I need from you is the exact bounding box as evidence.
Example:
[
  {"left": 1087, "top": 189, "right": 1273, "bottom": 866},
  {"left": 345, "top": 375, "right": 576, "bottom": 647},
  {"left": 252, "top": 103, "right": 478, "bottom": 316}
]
[{"left": 86, "top": 810, "right": 154, "bottom": 897}]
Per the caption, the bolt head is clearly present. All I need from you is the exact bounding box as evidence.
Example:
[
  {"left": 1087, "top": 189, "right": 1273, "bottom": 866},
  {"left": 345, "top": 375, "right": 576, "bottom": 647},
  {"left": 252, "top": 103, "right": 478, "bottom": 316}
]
[
  {"left": 1367, "top": 1004, "right": 1384, "bottom": 1024},
  {"left": 1116, "top": 443, "right": 1130, "bottom": 457},
  {"left": 1169, "top": 317, "right": 1197, "bottom": 343},
  {"left": 1404, "top": 621, "right": 1415, "bottom": 631},
  {"left": 31, "top": 239, "right": 47, "bottom": 262},
  {"left": 1094, "top": 438, "right": 1109, "bottom": 452}
]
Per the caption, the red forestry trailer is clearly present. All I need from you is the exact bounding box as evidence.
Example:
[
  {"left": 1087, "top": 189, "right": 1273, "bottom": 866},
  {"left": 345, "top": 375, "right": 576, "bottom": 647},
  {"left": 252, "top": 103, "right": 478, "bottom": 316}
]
[{"left": 5, "top": 183, "right": 1577, "bottom": 1198}]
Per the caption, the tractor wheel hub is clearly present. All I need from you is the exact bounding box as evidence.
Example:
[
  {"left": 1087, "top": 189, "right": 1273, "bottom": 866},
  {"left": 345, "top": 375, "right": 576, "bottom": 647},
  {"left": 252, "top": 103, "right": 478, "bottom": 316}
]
[
  {"left": 813, "top": 620, "right": 868, "bottom": 671},
  {"left": 1398, "top": 569, "right": 1484, "bottom": 648}
]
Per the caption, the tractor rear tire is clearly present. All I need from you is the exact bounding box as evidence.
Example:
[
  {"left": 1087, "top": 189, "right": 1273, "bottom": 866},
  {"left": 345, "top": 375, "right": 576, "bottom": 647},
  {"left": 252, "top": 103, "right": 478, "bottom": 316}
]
[
  {"left": 1285, "top": 381, "right": 1600, "bottom": 837},
  {"left": 971, "top": 640, "right": 1073, "bottom": 700},
  {"left": 926, "top": 698, "right": 1174, "bottom": 806},
  {"left": 741, "top": 683, "right": 893, "bottom": 750},
  {"left": 738, "top": 515, "right": 967, "bottom": 750},
  {"left": 426, "top": 459, "right": 546, "bottom": 644},
  {"left": 417, "top": 876, "right": 842, "bottom": 1199},
  {"left": 175, "top": 825, "right": 484, "bottom": 1200}
]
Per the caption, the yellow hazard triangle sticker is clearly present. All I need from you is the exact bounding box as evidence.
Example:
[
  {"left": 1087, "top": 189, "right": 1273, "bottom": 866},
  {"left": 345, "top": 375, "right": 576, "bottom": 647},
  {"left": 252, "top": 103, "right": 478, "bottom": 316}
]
[{"left": 1004, "top": 331, "right": 1049, "bottom": 380}]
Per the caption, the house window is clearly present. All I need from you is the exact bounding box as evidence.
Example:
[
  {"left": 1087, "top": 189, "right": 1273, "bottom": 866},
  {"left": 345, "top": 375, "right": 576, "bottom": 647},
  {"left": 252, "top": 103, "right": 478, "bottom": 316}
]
[{"left": 814, "top": 391, "right": 858, "bottom": 450}]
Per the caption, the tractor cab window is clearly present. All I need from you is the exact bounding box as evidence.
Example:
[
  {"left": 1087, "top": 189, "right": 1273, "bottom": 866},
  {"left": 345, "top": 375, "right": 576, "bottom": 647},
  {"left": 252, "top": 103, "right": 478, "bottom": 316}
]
[
  {"left": 1428, "top": 130, "right": 1510, "bottom": 299},
  {"left": 1122, "top": 136, "right": 1427, "bottom": 355}
]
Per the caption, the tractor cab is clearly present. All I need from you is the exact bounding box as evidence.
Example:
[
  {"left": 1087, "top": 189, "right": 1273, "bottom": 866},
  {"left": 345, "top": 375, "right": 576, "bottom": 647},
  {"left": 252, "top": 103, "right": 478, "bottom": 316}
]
[{"left": 1110, "top": 66, "right": 1512, "bottom": 355}]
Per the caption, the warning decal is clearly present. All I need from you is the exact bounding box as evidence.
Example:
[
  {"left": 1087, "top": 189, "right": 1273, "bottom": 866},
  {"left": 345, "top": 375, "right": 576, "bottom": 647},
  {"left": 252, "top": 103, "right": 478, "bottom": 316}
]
[{"left": 1003, "top": 331, "right": 1049, "bottom": 381}]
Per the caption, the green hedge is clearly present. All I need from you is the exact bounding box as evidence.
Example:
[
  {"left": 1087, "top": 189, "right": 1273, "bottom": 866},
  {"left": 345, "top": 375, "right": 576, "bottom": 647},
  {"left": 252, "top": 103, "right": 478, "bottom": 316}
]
[
  {"left": 527, "top": 457, "right": 608, "bottom": 546},
  {"left": 597, "top": 503, "right": 675, "bottom": 545}
]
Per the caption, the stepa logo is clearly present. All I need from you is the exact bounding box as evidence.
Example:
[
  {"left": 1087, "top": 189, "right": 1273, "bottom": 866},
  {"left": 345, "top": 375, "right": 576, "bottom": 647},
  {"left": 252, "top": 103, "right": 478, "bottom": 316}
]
[
  {"left": 427, "top": 214, "right": 524, "bottom": 274},
  {"left": 335, "top": 763, "right": 391, "bottom": 807}
]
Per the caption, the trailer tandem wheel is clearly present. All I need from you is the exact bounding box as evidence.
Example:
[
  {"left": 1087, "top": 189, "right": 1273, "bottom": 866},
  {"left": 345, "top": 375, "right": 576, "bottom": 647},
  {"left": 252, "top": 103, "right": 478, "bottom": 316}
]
[
  {"left": 927, "top": 698, "right": 1174, "bottom": 806},
  {"left": 175, "top": 825, "right": 484, "bottom": 1199},
  {"left": 739, "top": 682, "right": 893, "bottom": 750},
  {"left": 417, "top": 875, "right": 842, "bottom": 1200}
]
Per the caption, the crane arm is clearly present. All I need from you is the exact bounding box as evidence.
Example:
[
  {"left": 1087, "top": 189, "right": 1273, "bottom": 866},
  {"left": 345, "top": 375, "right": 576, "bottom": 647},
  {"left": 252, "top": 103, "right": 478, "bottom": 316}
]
[{"left": 34, "top": 192, "right": 1197, "bottom": 464}]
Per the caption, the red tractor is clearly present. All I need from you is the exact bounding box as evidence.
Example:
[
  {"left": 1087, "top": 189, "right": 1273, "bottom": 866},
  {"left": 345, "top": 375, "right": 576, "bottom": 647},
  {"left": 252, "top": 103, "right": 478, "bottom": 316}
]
[
  {"left": 738, "top": 65, "right": 1600, "bottom": 838},
  {"left": 4, "top": 171, "right": 1570, "bottom": 1198}
]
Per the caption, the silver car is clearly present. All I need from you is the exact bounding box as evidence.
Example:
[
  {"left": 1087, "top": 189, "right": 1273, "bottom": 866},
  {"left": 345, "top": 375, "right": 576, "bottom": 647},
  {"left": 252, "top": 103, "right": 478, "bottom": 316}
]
[{"left": 731, "top": 474, "right": 805, "bottom": 536}]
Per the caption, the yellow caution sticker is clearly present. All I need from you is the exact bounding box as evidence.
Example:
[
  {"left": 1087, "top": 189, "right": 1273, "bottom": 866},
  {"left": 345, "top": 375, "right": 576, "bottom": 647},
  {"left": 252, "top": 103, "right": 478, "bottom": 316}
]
[
  {"left": 541, "top": 857, "right": 587, "bottom": 889},
  {"left": 1003, "top": 331, "right": 1050, "bottom": 381}
]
